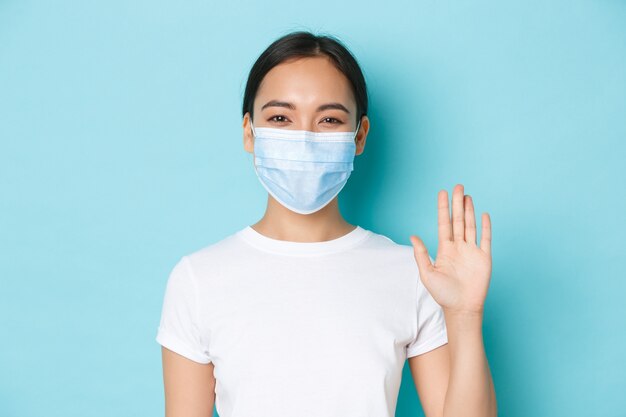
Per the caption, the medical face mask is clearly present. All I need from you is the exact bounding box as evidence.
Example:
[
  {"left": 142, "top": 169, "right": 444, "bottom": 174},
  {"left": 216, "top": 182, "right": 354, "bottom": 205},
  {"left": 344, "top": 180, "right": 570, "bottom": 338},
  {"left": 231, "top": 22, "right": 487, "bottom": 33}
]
[{"left": 250, "top": 121, "right": 361, "bottom": 215}]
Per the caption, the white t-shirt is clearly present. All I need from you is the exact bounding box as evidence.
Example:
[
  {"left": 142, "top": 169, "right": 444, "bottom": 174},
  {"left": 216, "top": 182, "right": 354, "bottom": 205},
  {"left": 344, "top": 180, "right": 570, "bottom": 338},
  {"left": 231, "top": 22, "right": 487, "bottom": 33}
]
[{"left": 156, "top": 225, "right": 448, "bottom": 417}]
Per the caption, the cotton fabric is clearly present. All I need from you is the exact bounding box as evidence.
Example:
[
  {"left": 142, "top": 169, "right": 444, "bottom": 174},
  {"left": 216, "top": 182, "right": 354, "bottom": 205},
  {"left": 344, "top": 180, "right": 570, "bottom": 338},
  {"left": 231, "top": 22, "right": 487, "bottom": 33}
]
[{"left": 156, "top": 224, "right": 448, "bottom": 417}]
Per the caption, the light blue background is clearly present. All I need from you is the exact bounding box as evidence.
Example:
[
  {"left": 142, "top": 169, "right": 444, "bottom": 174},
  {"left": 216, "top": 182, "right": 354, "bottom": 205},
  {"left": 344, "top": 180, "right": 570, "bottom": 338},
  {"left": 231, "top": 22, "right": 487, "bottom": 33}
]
[{"left": 1, "top": 1, "right": 624, "bottom": 416}]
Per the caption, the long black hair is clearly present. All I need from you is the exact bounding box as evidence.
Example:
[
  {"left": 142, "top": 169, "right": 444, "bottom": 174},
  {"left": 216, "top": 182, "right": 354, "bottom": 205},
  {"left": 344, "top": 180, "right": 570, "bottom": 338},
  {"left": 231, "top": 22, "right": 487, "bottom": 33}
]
[{"left": 242, "top": 31, "right": 368, "bottom": 125}]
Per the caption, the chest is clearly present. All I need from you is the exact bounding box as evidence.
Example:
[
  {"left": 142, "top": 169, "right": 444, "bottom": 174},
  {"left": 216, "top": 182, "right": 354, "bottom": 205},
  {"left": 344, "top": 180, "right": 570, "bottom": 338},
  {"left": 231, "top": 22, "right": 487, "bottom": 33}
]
[{"left": 199, "top": 259, "right": 416, "bottom": 382}]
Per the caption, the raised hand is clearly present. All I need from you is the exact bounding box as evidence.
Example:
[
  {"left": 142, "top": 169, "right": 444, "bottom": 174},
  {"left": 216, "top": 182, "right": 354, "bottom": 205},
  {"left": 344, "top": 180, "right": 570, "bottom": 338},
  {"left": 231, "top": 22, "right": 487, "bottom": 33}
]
[{"left": 410, "top": 184, "right": 492, "bottom": 315}]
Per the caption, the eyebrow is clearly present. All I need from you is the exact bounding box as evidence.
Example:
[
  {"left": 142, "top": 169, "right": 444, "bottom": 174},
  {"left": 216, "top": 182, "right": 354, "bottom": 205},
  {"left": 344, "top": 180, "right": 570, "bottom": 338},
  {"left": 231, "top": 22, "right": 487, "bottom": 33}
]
[{"left": 260, "top": 100, "right": 351, "bottom": 114}]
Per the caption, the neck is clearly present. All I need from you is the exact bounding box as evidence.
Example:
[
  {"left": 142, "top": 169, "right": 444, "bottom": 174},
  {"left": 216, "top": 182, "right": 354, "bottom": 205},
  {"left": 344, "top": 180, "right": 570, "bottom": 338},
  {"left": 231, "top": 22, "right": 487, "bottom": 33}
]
[{"left": 250, "top": 196, "right": 356, "bottom": 242}]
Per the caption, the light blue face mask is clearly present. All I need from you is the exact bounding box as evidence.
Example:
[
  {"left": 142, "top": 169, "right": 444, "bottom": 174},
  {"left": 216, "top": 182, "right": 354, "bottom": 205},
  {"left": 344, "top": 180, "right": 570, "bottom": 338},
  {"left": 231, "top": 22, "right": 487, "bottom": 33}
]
[{"left": 250, "top": 121, "right": 361, "bottom": 215}]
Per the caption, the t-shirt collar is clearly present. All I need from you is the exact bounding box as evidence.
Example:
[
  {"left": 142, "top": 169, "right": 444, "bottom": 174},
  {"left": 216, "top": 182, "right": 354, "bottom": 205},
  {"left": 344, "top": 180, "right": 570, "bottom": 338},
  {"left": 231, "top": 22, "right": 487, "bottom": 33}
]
[{"left": 236, "top": 225, "right": 371, "bottom": 256}]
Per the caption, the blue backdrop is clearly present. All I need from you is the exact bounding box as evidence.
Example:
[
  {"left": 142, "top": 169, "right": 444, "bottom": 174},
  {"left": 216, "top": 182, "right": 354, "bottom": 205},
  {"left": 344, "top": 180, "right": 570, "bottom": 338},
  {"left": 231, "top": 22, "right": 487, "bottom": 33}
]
[{"left": 1, "top": 1, "right": 624, "bottom": 416}]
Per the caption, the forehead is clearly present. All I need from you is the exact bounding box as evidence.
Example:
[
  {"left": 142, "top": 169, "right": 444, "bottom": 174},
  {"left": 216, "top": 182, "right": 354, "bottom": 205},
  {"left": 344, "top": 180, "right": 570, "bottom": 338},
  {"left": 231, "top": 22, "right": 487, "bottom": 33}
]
[{"left": 255, "top": 56, "right": 355, "bottom": 109}]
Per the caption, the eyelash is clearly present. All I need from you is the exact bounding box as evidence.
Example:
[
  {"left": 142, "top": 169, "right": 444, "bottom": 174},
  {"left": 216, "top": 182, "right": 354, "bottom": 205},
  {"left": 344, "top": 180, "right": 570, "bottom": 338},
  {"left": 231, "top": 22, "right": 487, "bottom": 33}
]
[{"left": 268, "top": 115, "right": 343, "bottom": 124}]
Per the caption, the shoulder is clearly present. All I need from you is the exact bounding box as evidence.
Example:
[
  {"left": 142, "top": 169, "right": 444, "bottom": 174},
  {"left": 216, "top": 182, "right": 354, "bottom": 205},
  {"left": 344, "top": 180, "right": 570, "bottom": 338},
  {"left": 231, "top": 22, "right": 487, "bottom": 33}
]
[
  {"left": 361, "top": 228, "right": 415, "bottom": 258},
  {"left": 367, "top": 228, "right": 435, "bottom": 263},
  {"left": 170, "top": 229, "right": 246, "bottom": 281},
  {"left": 361, "top": 228, "right": 436, "bottom": 282},
  {"left": 357, "top": 228, "right": 423, "bottom": 272},
  {"left": 186, "top": 231, "right": 242, "bottom": 261}
]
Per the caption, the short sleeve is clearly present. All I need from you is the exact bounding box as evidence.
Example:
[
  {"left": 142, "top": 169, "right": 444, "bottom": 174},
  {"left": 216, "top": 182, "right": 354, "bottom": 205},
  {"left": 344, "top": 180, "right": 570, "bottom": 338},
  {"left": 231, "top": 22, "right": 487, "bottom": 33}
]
[
  {"left": 406, "top": 256, "right": 448, "bottom": 358},
  {"left": 155, "top": 256, "right": 212, "bottom": 364}
]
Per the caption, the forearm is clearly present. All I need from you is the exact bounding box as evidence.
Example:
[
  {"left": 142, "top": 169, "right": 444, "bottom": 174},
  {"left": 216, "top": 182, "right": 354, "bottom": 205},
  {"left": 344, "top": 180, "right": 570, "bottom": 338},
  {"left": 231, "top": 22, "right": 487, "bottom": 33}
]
[{"left": 442, "top": 310, "right": 497, "bottom": 417}]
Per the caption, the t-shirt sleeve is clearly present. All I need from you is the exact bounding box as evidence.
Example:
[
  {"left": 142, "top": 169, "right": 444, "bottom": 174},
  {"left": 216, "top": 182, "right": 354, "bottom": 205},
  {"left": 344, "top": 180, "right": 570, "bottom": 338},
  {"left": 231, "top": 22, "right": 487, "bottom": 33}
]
[
  {"left": 155, "top": 256, "right": 212, "bottom": 364},
  {"left": 406, "top": 256, "right": 448, "bottom": 358}
]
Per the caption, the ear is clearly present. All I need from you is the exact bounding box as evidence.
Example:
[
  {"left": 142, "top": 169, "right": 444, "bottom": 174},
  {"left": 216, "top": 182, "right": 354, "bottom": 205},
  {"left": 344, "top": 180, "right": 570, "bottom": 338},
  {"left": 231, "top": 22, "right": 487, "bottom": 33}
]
[
  {"left": 243, "top": 112, "right": 254, "bottom": 153},
  {"left": 354, "top": 115, "right": 369, "bottom": 156}
]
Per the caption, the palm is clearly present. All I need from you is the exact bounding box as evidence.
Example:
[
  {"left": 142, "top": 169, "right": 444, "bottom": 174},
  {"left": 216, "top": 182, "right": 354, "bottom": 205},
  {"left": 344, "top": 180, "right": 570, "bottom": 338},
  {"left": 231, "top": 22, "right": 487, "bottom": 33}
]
[{"left": 410, "top": 184, "right": 492, "bottom": 315}]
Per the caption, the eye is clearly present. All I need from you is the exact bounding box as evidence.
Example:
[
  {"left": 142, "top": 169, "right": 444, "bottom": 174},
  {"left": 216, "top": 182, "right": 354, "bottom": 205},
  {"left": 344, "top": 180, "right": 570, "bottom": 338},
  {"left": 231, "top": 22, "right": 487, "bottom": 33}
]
[
  {"left": 321, "top": 117, "right": 343, "bottom": 124},
  {"left": 268, "top": 115, "right": 290, "bottom": 123}
]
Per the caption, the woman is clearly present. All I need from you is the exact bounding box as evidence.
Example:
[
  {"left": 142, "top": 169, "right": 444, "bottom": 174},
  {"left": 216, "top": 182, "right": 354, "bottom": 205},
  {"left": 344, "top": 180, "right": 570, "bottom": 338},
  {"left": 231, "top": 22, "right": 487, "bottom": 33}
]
[{"left": 156, "top": 30, "right": 497, "bottom": 417}]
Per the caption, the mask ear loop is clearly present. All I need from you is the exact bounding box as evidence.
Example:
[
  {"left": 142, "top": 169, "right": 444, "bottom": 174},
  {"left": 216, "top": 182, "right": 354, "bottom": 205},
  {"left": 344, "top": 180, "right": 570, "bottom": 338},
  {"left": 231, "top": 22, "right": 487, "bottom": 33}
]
[
  {"left": 249, "top": 119, "right": 258, "bottom": 172},
  {"left": 353, "top": 119, "right": 362, "bottom": 141}
]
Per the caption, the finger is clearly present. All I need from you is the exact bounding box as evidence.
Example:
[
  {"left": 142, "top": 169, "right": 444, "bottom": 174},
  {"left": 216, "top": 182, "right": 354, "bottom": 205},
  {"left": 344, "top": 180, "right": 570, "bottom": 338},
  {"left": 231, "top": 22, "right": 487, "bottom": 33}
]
[
  {"left": 452, "top": 184, "right": 465, "bottom": 242},
  {"left": 480, "top": 212, "right": 491, "bottom": 256},
  {"left": 410, "top": 235, "right": 434, "bottom": 278},
  {"left": 464, "top": 195, "right": 477, "bottom": 245},
  {"left": 438, "top": 190, "right": 453, "bottom": 243}
]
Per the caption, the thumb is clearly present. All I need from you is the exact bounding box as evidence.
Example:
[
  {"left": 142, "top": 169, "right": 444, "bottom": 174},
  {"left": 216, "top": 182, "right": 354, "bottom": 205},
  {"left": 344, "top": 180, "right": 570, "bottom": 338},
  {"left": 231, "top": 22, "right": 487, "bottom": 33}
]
[{"left": 410, "top": 235, "right": 434, "bottom": 280}]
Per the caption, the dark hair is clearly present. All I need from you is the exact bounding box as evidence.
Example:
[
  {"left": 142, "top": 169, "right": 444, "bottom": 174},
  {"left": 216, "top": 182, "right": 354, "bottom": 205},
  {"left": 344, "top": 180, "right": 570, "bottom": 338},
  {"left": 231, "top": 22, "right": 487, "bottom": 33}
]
[{"left": 242, "top": 31, "right": 368, "bottom": 125}]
